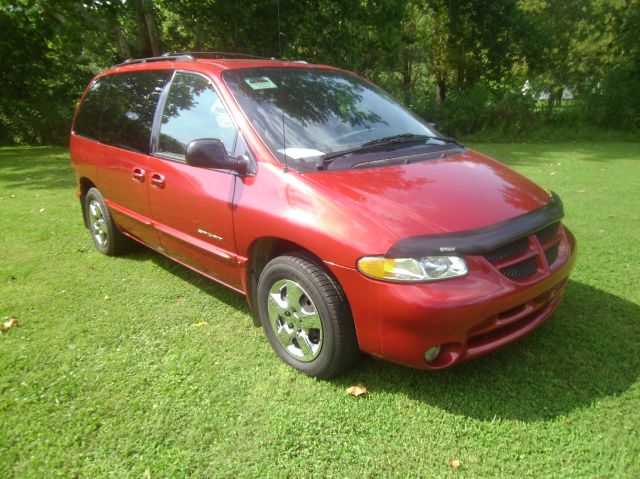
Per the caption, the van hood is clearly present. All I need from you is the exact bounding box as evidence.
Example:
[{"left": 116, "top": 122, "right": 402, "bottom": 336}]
[{"left": 302, "top": 149, "right": 553, "bottom": 241}]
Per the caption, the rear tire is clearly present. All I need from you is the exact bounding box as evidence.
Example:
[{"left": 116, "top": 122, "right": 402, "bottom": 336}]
[
  {"left": 257, "top": 253, "right": 360, "bottom": 378},
  {"left": 84, "top": 188, "right": 132, "bottom": 256}
]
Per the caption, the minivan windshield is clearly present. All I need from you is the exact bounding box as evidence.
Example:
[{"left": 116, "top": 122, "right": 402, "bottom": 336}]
[{"left": 223, "top": 67, "right": 447, "bottom": 167}]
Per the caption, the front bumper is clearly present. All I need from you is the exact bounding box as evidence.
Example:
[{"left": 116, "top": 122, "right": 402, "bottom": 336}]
[{"left": 327, "top": 226, "right": 577, "bottom": 370}]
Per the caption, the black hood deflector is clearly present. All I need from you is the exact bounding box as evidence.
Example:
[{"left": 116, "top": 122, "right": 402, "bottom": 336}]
[{"left": 386, "top": 192, "right": 564, "bottom": 258}]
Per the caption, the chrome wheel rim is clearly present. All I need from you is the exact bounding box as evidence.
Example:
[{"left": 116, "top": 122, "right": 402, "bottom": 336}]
[
  {"left": 267, "top": 279, "right": 323, "bottom": 362},
  {"left": 88, "top": 199, "right": 108, "bottom": 248}
]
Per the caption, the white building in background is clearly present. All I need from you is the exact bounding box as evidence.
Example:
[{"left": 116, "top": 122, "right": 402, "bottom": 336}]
[
  {"left": 522, "top": 81, "right": 574, "bottom": 101},
  {"left": 537, "top": 89, "right": 574, "bottom": 101}
]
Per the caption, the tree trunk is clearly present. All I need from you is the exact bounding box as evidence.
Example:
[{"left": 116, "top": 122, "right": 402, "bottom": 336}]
[
  {"left": 402, "top": 47, "right": 412, "bottom": 106},
  {"left": 555, "top": 88, "right": 563, "bottom": 107},
  {"left": 456, "top": 66, "right": 464, "bottom": 89},
  {"left": 140, "top": 0, "right": 162, "bottom": 56},
  {"left": 133, "top": 1, "right": 151, "bottom": 56},
  {"left": 117, "top": 30, "right": 133, "bottom": 59},
  {"left": 193, "top": 25, "right": 202, "bottom": 51},
  {"left": 436, "top": 73, "right": 446, "bottom": 105},
  {"left": 546, "top": 90, "right": 555, "bottom": 112}
]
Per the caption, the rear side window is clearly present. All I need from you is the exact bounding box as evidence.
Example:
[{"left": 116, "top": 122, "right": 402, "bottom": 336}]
[
  {"left": 100, "top": 70, "right": 171, "bottom": 153},
  {"left": 74, "top": 78, "right": 105, "bottom": 140},
  {"left": 157, "top": 72, "right": 237, "bottom": 158}
]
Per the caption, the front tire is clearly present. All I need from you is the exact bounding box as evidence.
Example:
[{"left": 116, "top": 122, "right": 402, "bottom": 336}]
[
  {"left": 257, "top": 254, "right": 360, "bottom": 378},
  {"left": 84, "top": 188, "right": 132, "bottom": 256}
]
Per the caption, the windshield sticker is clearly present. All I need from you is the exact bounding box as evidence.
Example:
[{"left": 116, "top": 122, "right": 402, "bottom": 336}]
[
  {"left": 245, "top": 76, "right": 278, "bottom": 90},
  {"left": 277, "top": 148, "right": 325, "bottom": 159}
]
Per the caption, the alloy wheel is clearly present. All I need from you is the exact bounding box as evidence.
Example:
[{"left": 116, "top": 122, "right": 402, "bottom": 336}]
[{"left": 267, "top": 279, "right": 323, "bottom": 362}]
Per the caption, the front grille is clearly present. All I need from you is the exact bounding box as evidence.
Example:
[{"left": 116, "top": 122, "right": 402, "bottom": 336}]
[
  {"left": 545, "top": 243, "right": 560, "bottom": 266},
  {"left": 484, "top": 237, "right": 529, "bottom": 262},
  {"left": 483, "top": 221, "right": 564, "bottom": 281},
  {"left": 500, "top": 257, "right": 538, "bottom": 280}
]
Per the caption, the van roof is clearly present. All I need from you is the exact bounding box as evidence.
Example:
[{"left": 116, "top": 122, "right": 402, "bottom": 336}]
[{"left": 104, "top": 52, "right": 337, "bottom": 75}]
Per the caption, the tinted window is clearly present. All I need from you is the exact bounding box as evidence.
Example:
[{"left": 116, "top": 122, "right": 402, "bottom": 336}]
[
  {"left": 158, "top": 73, "right": 237, "bottom": 158},
  {"left": 100, "top": 71, "right": 171, "bottom": 153},
  {"left": 74, "top": 78, "right": 105, "bottom": 140}
]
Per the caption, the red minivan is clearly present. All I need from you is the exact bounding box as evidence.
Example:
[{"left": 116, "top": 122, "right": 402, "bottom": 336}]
[{"left": 70, "top": 52, "right": 576, "bottom": 378}]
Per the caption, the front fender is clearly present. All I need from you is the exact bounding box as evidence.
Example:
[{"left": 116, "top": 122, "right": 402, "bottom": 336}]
[{"left": 232, "top": 163, "right": 398, "bottom": 268}]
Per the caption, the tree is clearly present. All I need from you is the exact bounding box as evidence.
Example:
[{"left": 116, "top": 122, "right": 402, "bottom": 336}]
[{"left": 1, "top": 0, "right": 638, "bottom": 144}]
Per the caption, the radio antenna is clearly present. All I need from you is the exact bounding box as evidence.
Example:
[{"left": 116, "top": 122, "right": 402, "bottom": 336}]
[{"left": 277, "top": 0, "right": 288, "bottom": 171}]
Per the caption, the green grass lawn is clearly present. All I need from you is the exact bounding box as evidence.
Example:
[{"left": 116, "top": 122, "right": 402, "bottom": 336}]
[{"left": 1, "top": 143, "right": 639, "bottom": 478}]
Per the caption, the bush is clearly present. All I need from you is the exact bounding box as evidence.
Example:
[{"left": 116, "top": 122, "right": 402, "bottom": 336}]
[
  {"left": 413, "top": 81, "right": 640, "bottom": 143},
  {"left": 579, "top": 61, "right": 640, "bottom": 131}
]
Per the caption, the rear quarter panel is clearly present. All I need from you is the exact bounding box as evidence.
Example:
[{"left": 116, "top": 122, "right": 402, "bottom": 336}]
[{"left": 70, "top": 134, "right": 99, "bottom": 192}]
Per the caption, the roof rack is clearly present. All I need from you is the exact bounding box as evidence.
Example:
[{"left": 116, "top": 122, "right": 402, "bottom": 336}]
[
  {"left": 162, "top": 51, "right": 271, "bottom": 60},
  {"left": 114, "top": 54, "right": 195, "bottom": 67},
  {"left": 113, "top": 51, "right": 275, "bottom": 69}
]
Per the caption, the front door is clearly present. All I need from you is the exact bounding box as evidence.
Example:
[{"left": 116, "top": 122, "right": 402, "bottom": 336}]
[{"left": 147, "top": 71, "right": 243, "bottom": 290}]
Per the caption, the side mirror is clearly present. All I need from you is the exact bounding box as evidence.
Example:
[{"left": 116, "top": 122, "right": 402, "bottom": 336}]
[{"left": 185, "top": 138, "right": 248, "bottom": 175}]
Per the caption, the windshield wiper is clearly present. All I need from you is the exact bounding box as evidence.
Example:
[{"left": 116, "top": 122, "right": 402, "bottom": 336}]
[
  {"left": 361, "top": 133, "right": 429, "bottom": 147},
  {"left": 317, "top": 134, "right": 428, "bottom": 170},
  {"left": 315, "top": 145, "right": 373, "bottom": 170},
  {"left": 316, "top": 133, "right": 464, "bottom": 170}
]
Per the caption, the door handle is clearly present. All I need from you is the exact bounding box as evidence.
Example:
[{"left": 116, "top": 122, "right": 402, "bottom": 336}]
[
  {"left": 150, "top": 173, "right": 166, "bottom": 189},
  {"left": 132, "top": 167, "right": 146, "bottom": 183}
]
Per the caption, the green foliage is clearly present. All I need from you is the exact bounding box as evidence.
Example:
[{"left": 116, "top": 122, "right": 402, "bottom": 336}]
[
  {"left": 0, "top": 1, "right": 118, "bottom": 144},
  {"left": 0, "top": 0, "right": 639, "bottom": 145},
  {"left": 416, "top": 84, "right": 537, "bottom": 136},
  {"left": 580, "top": 61, "right": 640, "bottom": 130}
]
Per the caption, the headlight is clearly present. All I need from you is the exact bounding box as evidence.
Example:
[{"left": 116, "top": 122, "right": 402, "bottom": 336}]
[{"left": 357, "top": 255, "right": 468, "bottom": 282}]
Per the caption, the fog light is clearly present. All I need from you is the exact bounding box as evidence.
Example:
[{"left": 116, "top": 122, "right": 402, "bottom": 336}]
[{"left": 424, "top": 345, "right": 441, "bottom": 363}]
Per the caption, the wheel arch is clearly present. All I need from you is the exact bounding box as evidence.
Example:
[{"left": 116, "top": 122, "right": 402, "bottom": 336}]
[
  {"left": 245, "top": 236, "right": 343, "bottom": 327},
  {"left": 78, "top": 177, "right": 97, "bottom": 228}
]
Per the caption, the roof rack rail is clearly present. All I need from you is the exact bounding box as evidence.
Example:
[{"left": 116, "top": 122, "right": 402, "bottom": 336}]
[
  {"left": 162, "top": 51, "right": 270, "bottom": 60},
  {"left": 114, "top": 54, "right": 195, "bottom": 67}
]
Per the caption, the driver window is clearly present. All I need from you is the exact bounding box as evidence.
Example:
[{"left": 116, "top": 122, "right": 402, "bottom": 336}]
[{"left": 158, "top": 72, "right": 237, "bottom": 159}]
